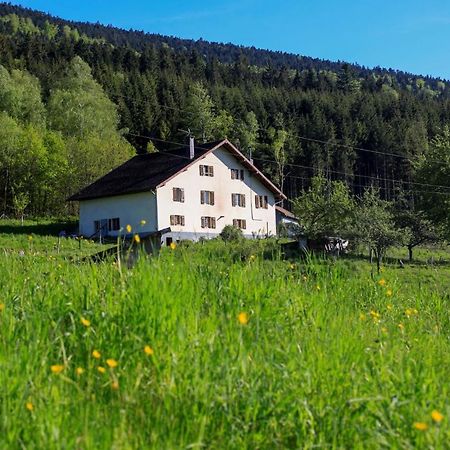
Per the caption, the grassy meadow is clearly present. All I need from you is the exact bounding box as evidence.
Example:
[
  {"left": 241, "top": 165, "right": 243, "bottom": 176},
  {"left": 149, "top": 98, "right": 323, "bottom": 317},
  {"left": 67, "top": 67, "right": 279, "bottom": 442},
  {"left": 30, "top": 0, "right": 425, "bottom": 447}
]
[{"left": 0, "top": 220, "right": 449, "bottom": 449}]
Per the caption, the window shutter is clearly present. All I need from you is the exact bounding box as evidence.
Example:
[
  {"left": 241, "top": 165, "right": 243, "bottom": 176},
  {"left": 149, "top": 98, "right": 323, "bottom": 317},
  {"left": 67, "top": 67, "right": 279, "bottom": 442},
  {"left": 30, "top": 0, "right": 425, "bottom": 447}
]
[
  {"left": 242, "top": 195, "right": 246, "bottom": 207},
  {"left": 200, "top": 191, "right": 204, "bottom": 204},
  {"left": 172, "top": 188, "right": 176, "bottom": 201},
  {"left": 181, "top": 216, "right": 185, "bottom": 226},
  {"left": 243, "top": 220, "right": 246, "bottom": 230},
  {"left": 211, "top": 192, "right": 215, "bottom": 205},
  {"left": 210, "top": 166, "right": 214, "bottom": 177},
  {"left": 199, "top": 165, "right": 204, "bottom": 176},
  {"left": 212, "top": 218, "right": 216, "bottom": 229},
  {"left": 181, "top": 190, "right": 185, "bottom": 203},
  {"left": 240, "top": 170, "right": 244, "bottom": 180},
  {"left": 255, "top": 195, "right": 260, "bottom": 208},
  {"left": 170, "top": 215, "right": 174, "bottom": 226}
]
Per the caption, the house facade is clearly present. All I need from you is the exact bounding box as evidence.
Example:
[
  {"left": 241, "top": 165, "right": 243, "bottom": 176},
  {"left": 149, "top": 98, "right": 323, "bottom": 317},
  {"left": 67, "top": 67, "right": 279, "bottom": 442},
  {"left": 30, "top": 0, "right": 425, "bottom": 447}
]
[{"left": 70, "top": 139, "right": 285, "bottom": 245}]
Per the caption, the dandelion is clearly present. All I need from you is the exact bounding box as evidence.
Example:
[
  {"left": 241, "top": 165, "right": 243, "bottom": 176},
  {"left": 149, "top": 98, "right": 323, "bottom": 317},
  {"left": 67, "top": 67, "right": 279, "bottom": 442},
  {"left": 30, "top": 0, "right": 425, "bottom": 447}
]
[
  {"left": 28, "top": 235, "right": 33, "bottom": 241},
  {"left": 126, "top": 224, "right": 132, "bottom": 233},
  {"left": 144, "top": 345, "right": 154, "bottom": 356},
  {"left": 405, "top": 308, "right": 418, "bottom": 318},
  {"left": 50, "top": 364, "right": 64, "bottom": 374},
  {"left": 111, "top": 381, "right": 119, "bottom": 390},
  {"left": 431, "top": 410, "right": 444, "bottom": 423},
  {"left": 398, "top": 323, "right": 404, "bottom": 331},
  {"left": 249, "top": 255, "right": 256, "bottom": 261},
  {"left": 413, "top": 422, "right": 428, "bottom": 431},
  {"left": 170, "top": 242, "right": 177, "bottom": 250},
  {"left": 140, "top": 219, "right": 147, "bottom": 226},
  {"left": 75, "top": 367, "right": 84, "bottom": 376},
  {"left": 97, "top": 366, "right": 106, "bottom": 374},
  {"left": 26, "top": 402, "right": 33, "bottom": 411},
  {"left": 370, "top": 310, "right": 381, "bottom": 323},
  {"left": 92, "top": 350, "right": 101, "bottom": 359},
  {"left": 134, "top": 234, "right": 141, "bottom": 244},
  {"left": 81, "top": 317, "right": 91, "bottom": 327},
  {"left": 386, "top": 289, "right": 393, "bottom": 297},
  {"left": 238, "top": 312, "right": 249, "bottom": 325},
  {"left": 106, "top": 359, "right": 118, "bottom": 368},
  {"left": 378, "top": 279, "right": 386, "bottom": 286}
]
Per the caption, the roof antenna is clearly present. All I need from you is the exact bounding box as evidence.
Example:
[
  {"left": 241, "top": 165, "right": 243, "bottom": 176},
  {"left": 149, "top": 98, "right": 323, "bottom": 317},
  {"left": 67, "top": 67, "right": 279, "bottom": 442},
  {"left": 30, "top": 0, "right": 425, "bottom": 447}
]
[{"left": 179, "top": 129, "right": 195, "bottom": 159}]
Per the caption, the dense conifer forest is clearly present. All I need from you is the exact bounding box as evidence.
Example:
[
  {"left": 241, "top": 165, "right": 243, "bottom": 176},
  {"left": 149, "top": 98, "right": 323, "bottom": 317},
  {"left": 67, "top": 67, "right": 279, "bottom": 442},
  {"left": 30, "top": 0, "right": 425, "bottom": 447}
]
[{"left": 0, "top": 2, "right": 449, "bottom": 235}]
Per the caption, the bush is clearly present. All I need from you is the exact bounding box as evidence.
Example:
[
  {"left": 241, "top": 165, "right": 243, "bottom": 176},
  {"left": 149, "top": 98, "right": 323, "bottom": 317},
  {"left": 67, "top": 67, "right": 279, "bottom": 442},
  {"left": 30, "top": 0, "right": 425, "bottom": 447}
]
[{"left": 219, "top": 225, "right": 243, "bottom": 242}]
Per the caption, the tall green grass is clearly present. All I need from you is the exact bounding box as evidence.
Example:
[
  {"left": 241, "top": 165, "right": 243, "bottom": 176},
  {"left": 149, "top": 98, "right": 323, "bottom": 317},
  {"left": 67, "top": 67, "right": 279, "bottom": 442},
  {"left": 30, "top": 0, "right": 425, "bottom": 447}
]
[{"left": 0, "top": 238, "right": 449, "bottom": 449}]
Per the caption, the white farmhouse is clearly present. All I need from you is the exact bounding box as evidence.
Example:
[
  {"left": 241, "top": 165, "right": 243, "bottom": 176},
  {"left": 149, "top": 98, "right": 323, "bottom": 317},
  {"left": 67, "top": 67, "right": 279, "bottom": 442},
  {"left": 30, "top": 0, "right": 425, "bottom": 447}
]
[{"left": 69, "top": 139, "right": 286, "bottom": 245}]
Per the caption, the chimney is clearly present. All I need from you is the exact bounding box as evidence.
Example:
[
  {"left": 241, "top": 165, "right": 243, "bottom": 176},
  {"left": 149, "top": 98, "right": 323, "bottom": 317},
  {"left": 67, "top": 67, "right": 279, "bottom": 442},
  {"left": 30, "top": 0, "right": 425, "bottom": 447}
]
[{"left": 189, "top": 136, "right": 195, "bottom": 160}]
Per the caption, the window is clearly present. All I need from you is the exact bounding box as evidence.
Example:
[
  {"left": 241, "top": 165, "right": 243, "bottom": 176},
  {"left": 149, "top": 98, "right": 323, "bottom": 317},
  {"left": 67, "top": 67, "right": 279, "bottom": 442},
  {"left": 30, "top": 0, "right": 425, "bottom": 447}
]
[
  {"left": 231, "top": 193, "right": 246, "bottom": 207},
  {"left": 200, "top": 190, "right": 215, "bottom": 205},
  {"left": 231, "top": 169, "right": 244, "bottom": 180},
  {"left": 199, "top": 165, "right": 214, "bottom": 177},
  {"left": 172, "top": 187, "right": 185, "bottom": 203},
  {"left": 255, "top": 195, "right": 268, "bottom": 209},
  {"left": 233, "top": 219, "right": 247, "bottom": 230},
  {"left": 201, "top": 216, "right": 216, "bottom": 229},
  {"left": 108, "top": 218, "right": 120, "bottom": 231},
  {"left": 170, "top": 215, "right": 185, "bottom": 226}
]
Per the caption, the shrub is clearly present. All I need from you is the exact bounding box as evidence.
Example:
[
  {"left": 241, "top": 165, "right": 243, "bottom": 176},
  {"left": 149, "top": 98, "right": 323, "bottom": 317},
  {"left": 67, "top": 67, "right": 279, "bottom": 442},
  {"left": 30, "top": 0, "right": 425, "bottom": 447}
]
[{"left": 219, "top": 225, "right": 243, "bottom": 242}]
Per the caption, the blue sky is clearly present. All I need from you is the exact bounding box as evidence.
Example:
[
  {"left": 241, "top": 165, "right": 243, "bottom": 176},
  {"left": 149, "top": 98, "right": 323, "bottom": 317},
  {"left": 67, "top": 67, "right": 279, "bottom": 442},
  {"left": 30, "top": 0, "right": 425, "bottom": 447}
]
[{"left": 8, "top": 0, "right": 450, "bottom": 79}]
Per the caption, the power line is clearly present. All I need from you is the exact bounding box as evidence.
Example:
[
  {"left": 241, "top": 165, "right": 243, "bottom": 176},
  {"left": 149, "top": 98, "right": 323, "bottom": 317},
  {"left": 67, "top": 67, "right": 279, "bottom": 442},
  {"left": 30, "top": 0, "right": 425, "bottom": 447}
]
[
  {"left": 125, "top": 131, "right": 450, "bottom": 196},
  {"left": 252, "top": 156, "right": 450, "bottom": 192},
  {"left": 112, "top": 93, "right": 449, "bottom": 165}
]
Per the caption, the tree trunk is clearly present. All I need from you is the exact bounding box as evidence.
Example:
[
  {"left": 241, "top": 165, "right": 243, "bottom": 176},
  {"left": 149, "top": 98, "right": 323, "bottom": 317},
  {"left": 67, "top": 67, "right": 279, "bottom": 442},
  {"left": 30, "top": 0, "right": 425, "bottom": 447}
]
[{"left": 408, "top": 245, "right": 413, "bottom": 262}]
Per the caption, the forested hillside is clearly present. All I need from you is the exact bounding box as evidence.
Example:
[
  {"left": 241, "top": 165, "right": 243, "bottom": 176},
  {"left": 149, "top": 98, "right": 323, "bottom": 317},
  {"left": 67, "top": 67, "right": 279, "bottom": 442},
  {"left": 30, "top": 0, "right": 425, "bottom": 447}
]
[{"left": 0, "top": 2, "right": 449, "bottom": 226}]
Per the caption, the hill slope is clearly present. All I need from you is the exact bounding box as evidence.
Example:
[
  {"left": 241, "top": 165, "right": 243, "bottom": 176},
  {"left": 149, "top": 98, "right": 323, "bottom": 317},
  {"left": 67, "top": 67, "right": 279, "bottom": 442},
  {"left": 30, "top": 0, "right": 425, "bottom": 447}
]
[{"left": 0, "top": 2, "right": 449, "bottom": 210}]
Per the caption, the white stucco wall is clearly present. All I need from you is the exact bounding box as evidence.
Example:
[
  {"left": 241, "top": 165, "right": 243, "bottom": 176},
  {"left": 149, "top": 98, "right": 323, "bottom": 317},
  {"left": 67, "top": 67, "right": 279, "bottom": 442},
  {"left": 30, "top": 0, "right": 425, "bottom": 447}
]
[
  {"left": 79, "top": 191, "right": 157, "bottom": 237},
  {"left": 156, "top": 146, "right": 277, "bottom": 241}
]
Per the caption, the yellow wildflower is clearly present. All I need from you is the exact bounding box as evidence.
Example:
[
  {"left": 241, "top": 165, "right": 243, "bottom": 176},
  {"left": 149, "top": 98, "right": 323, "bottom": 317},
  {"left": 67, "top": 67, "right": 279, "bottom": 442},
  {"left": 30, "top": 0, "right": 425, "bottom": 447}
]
[
  {"left": 134, "top": 234, "right": 141, "bottom": 244},
  {"left": 378, "top": 279, "right": 386, "bottom": 286},
  {"left": 249, "top": 255, "right": 256, "bottom": 261},
  {"left": 238, "top": 312, "right": 249, "bottom": 325},
  {"left": 140, "top": 219, "right": 146, "bottom": 226},
  {"left": 111, "top": 381, "right": 119, "bottom": 390},
  {"left": 431, "top": 410, "right": 444, "bottom": 423},
  {"left": 413, "top": 422, "right": 428, "bottom": 431},
  {"left": 170, "top": 242, "right": 177, "bottom": 250},
  {"left": 92, "top": 350, "right": 101, "bottom": 359},
  {"left": 26, "top": 402, "right": 33, "bottom": 411},
  {"left": 75, "top": 367, "right": 84, "bottom": 376},
  {"left": 97, "top": 366, "right": 106, "bottom": 374},
  {"left": 144, "top": 345, "right": 154, "bottom": 356},
  {"left": 50, "top": 364, "right": 64, "bottom": 374},
  {"left": 386, "top": 289, "right": 393, "bottom": 297},
  {"left": 126, "top": 224, "right": 132, "bottom": 233},
  {"left": 370, "top": 310, "right": 381, "bottom": 321},
  {"left": 398, "top": 323, "right": 404, "bottom": 331},
  {"left": 81, "top": 317, "right": 91, "bottom": 327},
  {"left": 290, "top": 263, "right": 295, "bottom": 270},
  {"left": 106, "top": 358, "right": 118, "bottom": 368},
  {"left": 28, "top": 235, "right": 33, "bottom": 241}
]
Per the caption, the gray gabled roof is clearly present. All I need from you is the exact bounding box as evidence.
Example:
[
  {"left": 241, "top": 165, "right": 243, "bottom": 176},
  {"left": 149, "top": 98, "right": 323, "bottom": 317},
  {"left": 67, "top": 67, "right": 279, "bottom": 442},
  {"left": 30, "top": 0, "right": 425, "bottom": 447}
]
[{"left": 68, "top": 139, "right": 285, "bottom": 201}]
